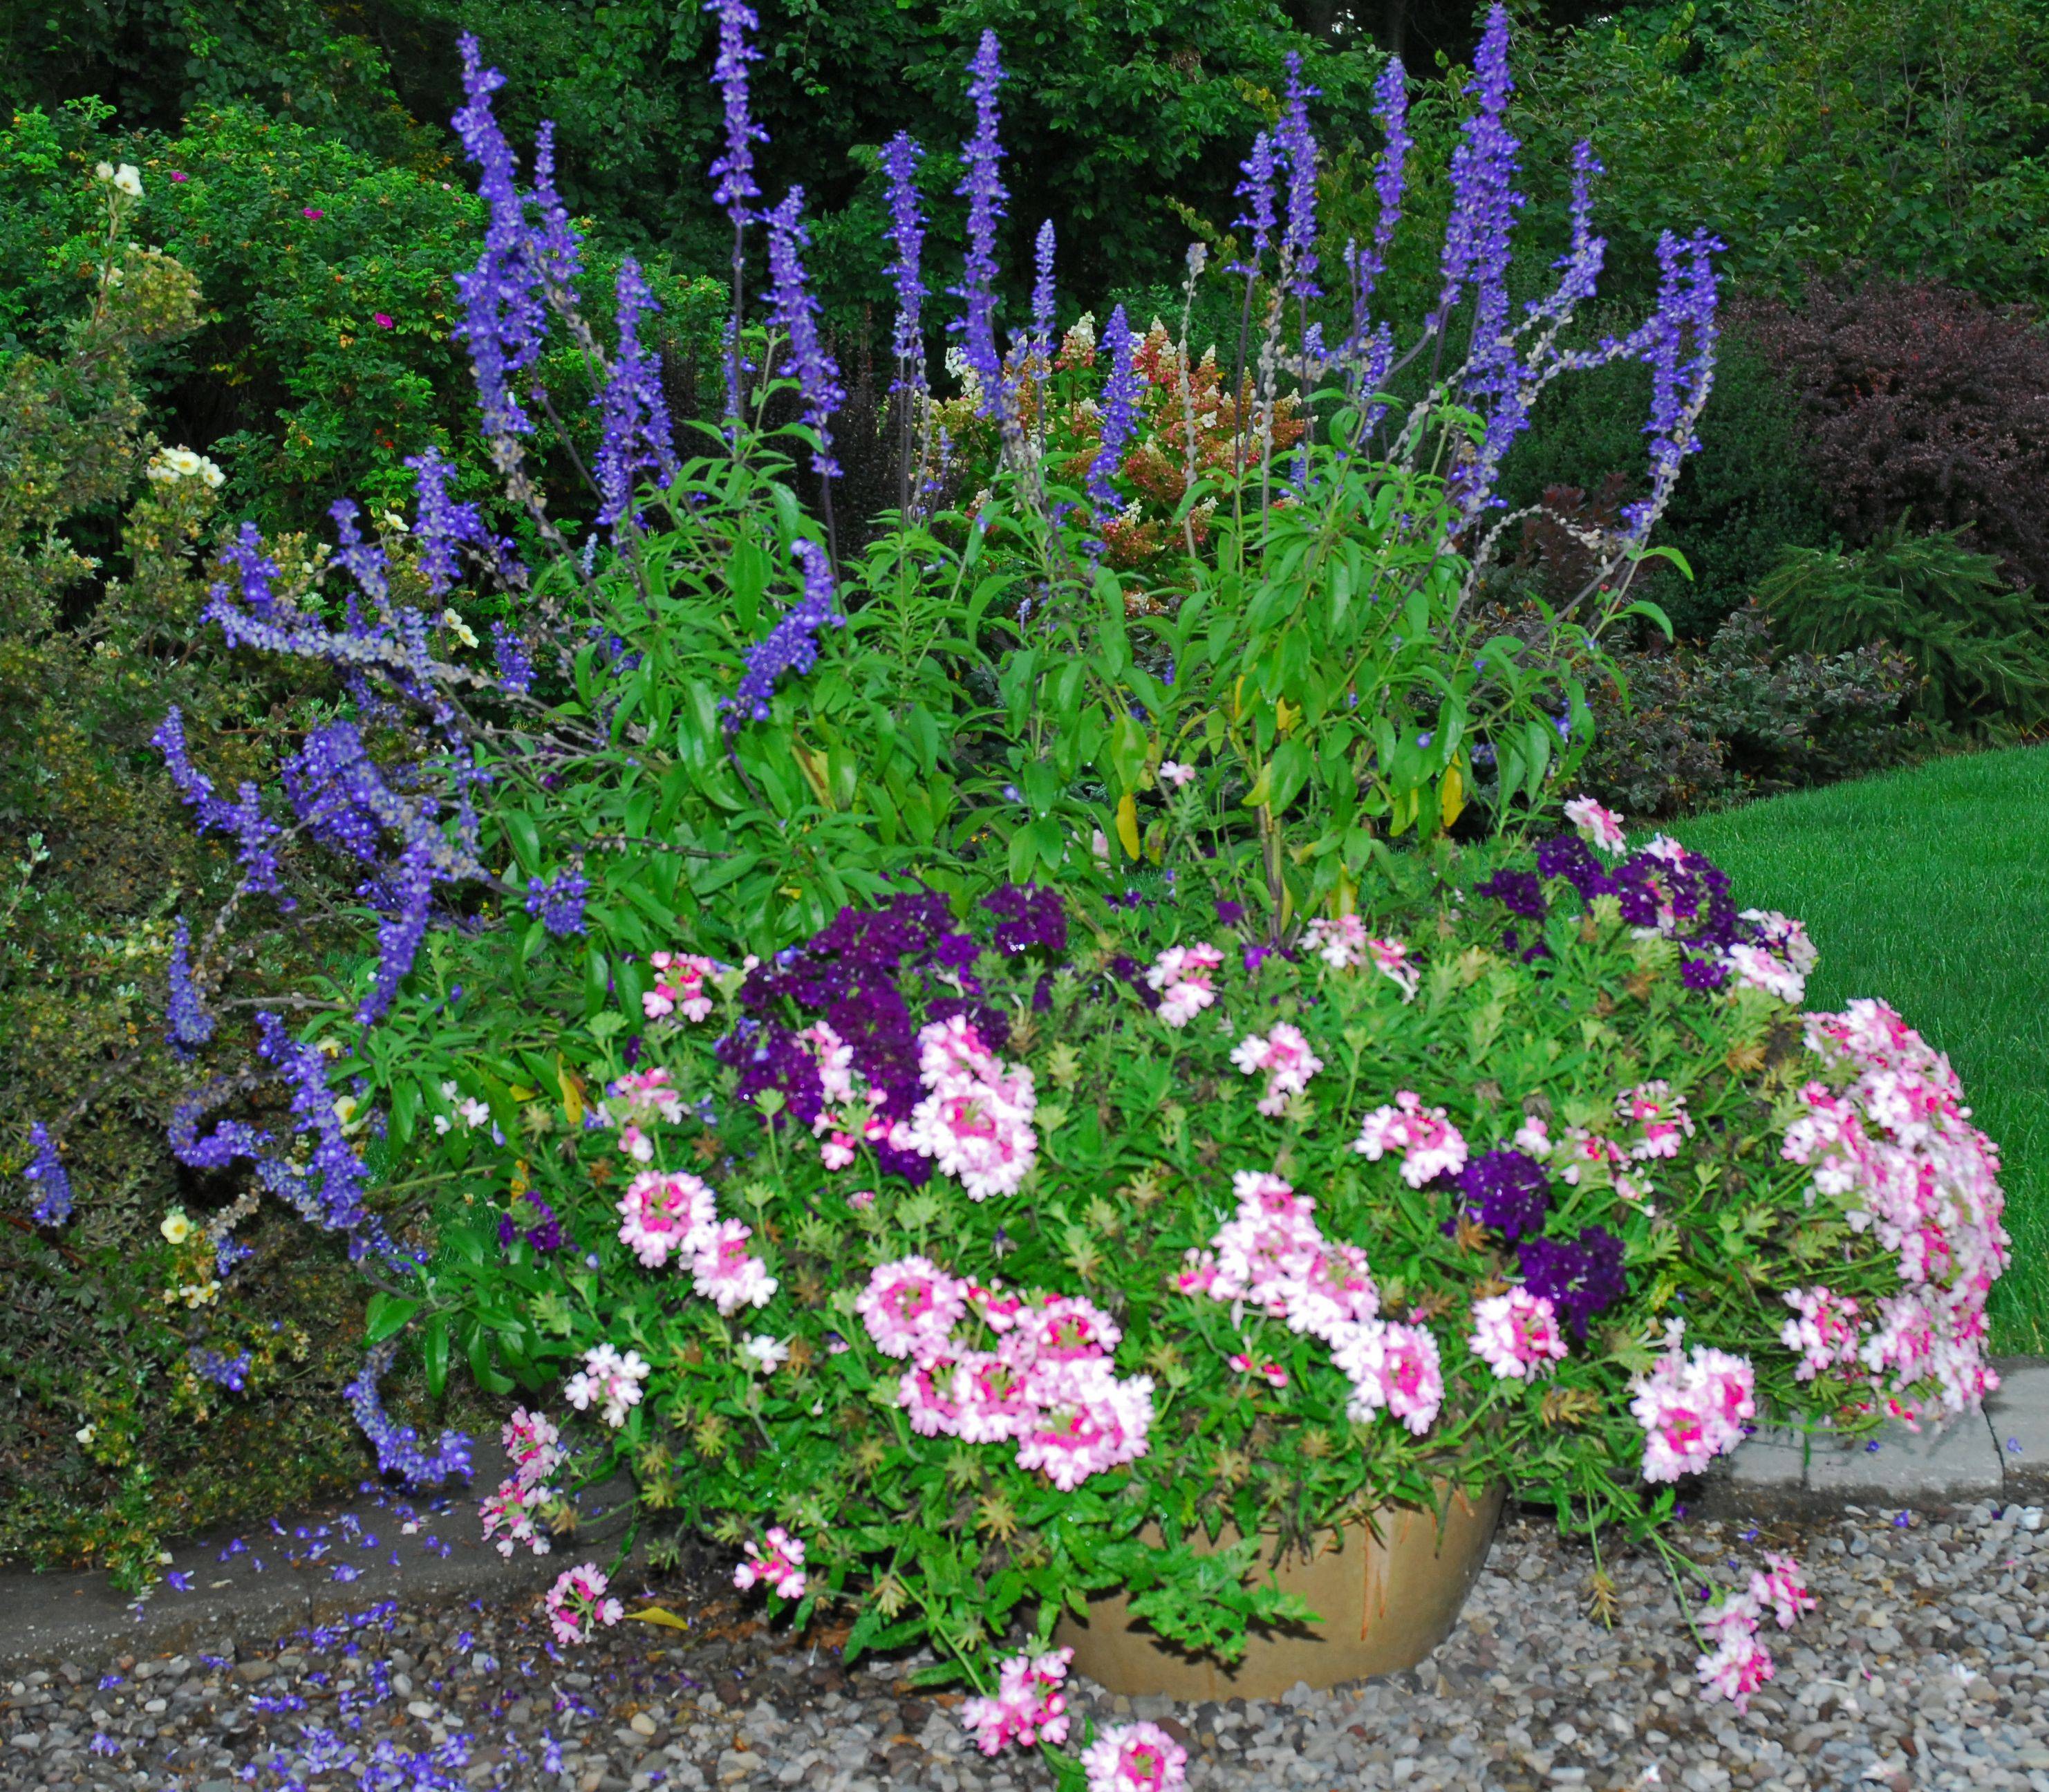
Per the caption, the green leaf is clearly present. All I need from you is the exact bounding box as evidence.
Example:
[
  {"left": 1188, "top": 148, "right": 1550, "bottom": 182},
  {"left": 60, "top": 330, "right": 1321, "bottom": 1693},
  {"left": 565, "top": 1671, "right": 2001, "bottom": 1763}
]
[{"left": 364, "top": 1293, "right": 420, "bottom": 1347}]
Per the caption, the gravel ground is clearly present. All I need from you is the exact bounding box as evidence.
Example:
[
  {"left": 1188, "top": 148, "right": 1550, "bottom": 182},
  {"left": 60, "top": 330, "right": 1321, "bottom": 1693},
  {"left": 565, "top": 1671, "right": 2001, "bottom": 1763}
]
[{"left": 4, "top": 1500, "right": 2046, "bottom": 1792}]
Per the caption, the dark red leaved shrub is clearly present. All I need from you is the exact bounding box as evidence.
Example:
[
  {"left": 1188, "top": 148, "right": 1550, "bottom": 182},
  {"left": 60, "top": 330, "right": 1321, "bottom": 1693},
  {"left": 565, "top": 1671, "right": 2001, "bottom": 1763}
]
[{"left": 1747, "top": 281, "right": 2049, "bottom": 597}]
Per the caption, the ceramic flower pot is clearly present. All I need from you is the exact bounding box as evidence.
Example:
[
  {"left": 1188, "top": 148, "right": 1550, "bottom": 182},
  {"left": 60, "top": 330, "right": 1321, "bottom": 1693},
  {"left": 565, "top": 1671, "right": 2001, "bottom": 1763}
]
[{"left": 1054, "top": 1484, "right": 1504, "bottom": 1700}]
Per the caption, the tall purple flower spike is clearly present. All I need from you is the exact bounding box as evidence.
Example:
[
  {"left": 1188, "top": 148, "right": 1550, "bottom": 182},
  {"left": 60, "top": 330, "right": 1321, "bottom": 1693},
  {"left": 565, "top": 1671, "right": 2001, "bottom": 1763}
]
[
  {"left": 882, "top": 132, "right": 927, "bottom": 376},
  {"left": 594, "top": 256, "right": 679, "bottom": 530},
  {"left": 23, "top": 1121, "right": 71, "bottom": 1226},
  {"left": 1277, "top": 53, "right": 1321, "bottom": 300},
  {"left": 1233, "top": 129, "right": 1278, "bottom": 278},
  {"left": 707, "top": 0, "right": 766, "bottom": 420},
  {"left": 950, "top": 30, "right": 1007, "bottom": 417},
  {"left": 765, "top": 189, "right": 845, "bottom": 479},
  {"left": 1088, "top": 304, "right": 1142, "bottom": 515},
  {"left": 726, "top": 537, "right": 845, "bottom": 728}
]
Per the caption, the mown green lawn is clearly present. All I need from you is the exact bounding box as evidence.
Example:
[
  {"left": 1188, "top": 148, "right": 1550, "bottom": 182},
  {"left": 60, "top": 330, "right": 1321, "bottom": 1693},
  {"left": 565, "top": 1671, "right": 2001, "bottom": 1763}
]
[{"left": 1669, "top": 747, "right": 2049, "bottom": 1354}]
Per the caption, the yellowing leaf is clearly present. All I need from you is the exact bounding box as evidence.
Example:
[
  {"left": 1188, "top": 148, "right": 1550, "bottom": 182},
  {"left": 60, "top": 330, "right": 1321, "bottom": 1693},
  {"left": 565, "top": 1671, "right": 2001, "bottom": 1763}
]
[
  {"left": 625, "top": 1606, "right": 693, "bottom": 1630},
  {"left": 1276, "top": 698, "right": 1300, "bottom": 736},
  {"left": 556, "top": 1058, "right": 586, "bottom": 1128},
  {"left": 509, "top": 1159, "right": 530, "bottom": 1200},
  {"left": 1439, "top": 761, "right": 1466, "bottom": 831},
  {"left": 1114, "top": 792, "right": 1141, "bottom": 860}
]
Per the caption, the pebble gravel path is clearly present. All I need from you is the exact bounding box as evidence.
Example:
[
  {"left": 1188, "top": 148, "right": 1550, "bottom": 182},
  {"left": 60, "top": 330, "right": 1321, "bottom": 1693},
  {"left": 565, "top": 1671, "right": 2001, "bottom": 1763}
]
[{"left": 4, "top": 1500, "right": 2045, "bottom": 1792}]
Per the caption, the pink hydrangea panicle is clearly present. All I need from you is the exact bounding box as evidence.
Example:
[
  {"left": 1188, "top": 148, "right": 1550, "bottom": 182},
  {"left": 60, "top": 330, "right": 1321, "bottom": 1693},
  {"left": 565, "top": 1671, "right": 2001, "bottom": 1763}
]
[
  {"left": 1365, "top": 935, "right": 1421, "bottom": 1001},
  {"left": 616, "top": 1169, "right": 718, "bottom": 1269},
  {"left": 1629, "top": 1328, "right": 1756, "bottom": 1482},
  {"left": 1303, "top": 913, "right": 1367, "bottom": 969},
  {"left": 545, "top": 1562, "right": 624, "bottom": 1644},
  {"left": 1780, "top": 1285, "right": 1863, "bottom": 1381},
  {"left": 1229, "top": 1022, "right": 1325, "bottom": 1114},
  {"left": 562, "top": 1343, "right": 651, "bottom": 1429},
  {"left": 1080, "top": 1718, "right": 1189, "bottom": 1791},
  {"left": 1468, "top": 1289, "right": 1569, "bottom": 1381},
  {"left": 1352, "top": 1091, "right": 1468, "bottom": 1187},
  {"left": 958, "top": 1646, "right": 1074, "bottom": 1754},
  {"left": 733, "top": 1526, "right": 807, "bottom": 1600},
  {"left": 1332, "top": 1319, "right": 1444, "bottom": 1435},
  {"left": 644, "top": 951, "right": 718, "bottom": 1022},
  {"left": 1564, "top": 794, "right": 1627, "bottom": 854},
  {"left": 689, "top": 1217, "right": 778, "bottom": 1314},
  {"left": 1618, "top": 1081, "right": 1693, "bottom": 1160},
  {"left": 857, "top": 1256, "right": 969, "bottom": 1361},
  {"left": 1143, "top": 942, "right": 1224, "bottom": 1027}
]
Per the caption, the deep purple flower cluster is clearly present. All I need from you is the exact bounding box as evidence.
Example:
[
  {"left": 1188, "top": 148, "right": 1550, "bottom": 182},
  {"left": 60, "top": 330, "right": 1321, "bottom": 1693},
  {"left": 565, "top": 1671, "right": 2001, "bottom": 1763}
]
[
  {"left": 23, "top": 1121, "right": 71, "bottom": 1226},
  {"left": 950, "top": 31, "right": 1008, "bottom": 416},
  {"left": 345, "top": 1339, "right": 473, "bottom": 1486},
  {"left": 593, "top": 256, "right": 678, "bottom": 529},
  {"left": 167, "top": 915, "right": 215, "bottom": 1056},
  {"left": 1533, "top": 834, "right": 1743, "bottom": 978},
  {"left": 498, "top": 1193, "right": 565, "bottom": 1252},
  {"left": 189, "top": 1346, "right": 254, "bottom": 1393},
  {"left": 525, "top": 868, "right": 590, "bottom": 938},
  {"left": 1088, "top": 304, "right": 1142, "bottom": 514},
  {"left": 1518, "top": 1226, "right": 1627, "bottom": 1336},
  {"left": 1457, "top": 1147, "right": 1551, "bottom": 1240},
  {"left": 764, "top": 190, "right": 845, "bottom": 478},
  {"left": 881, "top": 132, "right": 927, "bottom": 372},
  {"left": 1474, "top": 866, "right": 1546, "bottom": 921},
  {"left": 982, "top": 882, "right": 1067, "bottom": 956},
  {"left": 725, "top": 538, "right": 844, "bottom": 727}
]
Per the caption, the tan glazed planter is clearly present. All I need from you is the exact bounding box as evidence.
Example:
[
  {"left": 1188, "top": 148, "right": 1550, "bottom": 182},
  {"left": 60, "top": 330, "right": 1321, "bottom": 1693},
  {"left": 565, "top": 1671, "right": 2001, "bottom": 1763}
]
[{"left": 1054, "top": 1484, "right": 1505, "bottom": 1700}]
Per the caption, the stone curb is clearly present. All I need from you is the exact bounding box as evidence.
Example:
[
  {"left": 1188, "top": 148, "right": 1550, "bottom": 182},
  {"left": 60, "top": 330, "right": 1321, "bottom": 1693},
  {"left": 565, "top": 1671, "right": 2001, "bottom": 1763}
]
[
  {"left": 0, "top": 1432, "right": 637, "bottom": 1675},
  {"left": 1699, "top": 1356, "right": 2048, "bottom": 1518}
]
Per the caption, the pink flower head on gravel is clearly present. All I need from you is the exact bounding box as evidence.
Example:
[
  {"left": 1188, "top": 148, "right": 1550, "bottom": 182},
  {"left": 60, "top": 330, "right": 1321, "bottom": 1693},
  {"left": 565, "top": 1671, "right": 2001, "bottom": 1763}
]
[
  {"left": 1080, "top": 1719, "right": 1188, "bottom": 1791},
  {"left": 1353, "top": 1090, "right": 1468, "bottom": 1187},
  {"left": 733, "top": 1526, "right": 807, "bottom": 1600},
  {"left": 1143, "top": 942, "right": 1224, "bottom": 1027},
  {"left": 1468, "top": 1288, "right": 1569, "bottom": 1381},
  {"left": 480, "top": 1406, "right": 564, "bottom": 1556},
  {"left": 1629, "top": 1325, "right": 1755, "bottom": 1482},
  {"left": 563, "top": 1343, "right": 650, "bottom": 1428},
  {"left": 1229, "top": 1022, "right": 1324, "bottom": 1115},
  {"left": 857, "top": 1255, "right": 968, "bottom": 1361},
  {"left": 616, "top": 1169, "right": 718, "bottom": 1269},
  {"left": 1564, "top": 794, "right": 1627, "bottom": 854},
  {"left": 644, "top": 951, "right": 719, "bottom": 1021},
  {"left": 1694, "top": 1591, "right": 1777, "bottom": 1710},
  {"left": 545, "top": 1562, "right": 623, "bottom": 1643},
  {"left": 958, "top": 1647, "right": 1073, "bottom": 1753},
  {"left": 502, "top": 1406, "right": 563, "bottom": 1484}
]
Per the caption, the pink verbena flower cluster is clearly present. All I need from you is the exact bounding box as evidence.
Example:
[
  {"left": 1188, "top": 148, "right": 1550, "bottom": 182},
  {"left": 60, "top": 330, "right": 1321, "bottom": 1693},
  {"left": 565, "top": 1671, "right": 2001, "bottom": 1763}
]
[
  {"left": 1564, "top": 794, "right": 1627, "bottom": 854},
  {"left": 1302, "top": 915, "right": 1419, "bottom": 1000},
  {"left": 563, "top": 1343, "right": 651, "bottom": 1428},
  {"left": 1728, "top": 909, "right": 1817, "bottom": 1005},
  {"left": 643, "top": 950, "right": 719, "bottom": 1022},
  {"left": 895, "top": 1015, "right": 1038, "bottom": 1199},
  {"left": 1629, "top": 1322, "right": 1756, "bottom": 1482},
  {"left": 1781, "top": 1000, "right": 2008, "bottom": 1419},
  {"left": 1143, "top": 942, "right": 1224, "bottom": 1026},
  {"left": 855, "top": 1256, "right": 1154, "bottom": 1489},
  {"left": 733, "top": 1525, "right": 807, "bottom": 1600},
  {"left": 1080, "top": 1719, "right": 1188, "bottom": 1791},
  {"left": 1696, "top": 1551, "right": 1818, "bottom": 1710},
  {"left": 545, "top": 1560, "right": 623, "bottom": 1644},
  {"left": 798, "top": 1020, "right": 892, "bottom": 1170},
  {"left": 478, "top": 1406, "right": 563, "bottom": 1557},
  {"left": 1353, "top": 1090, "right": 1469, "bottom": 1187},
  {"left": 1190, "top": 1172, "right": 1443, "bottom": 1434},
  {"left": 1228, "top": 1022, "right": 1323, "bottom": 1114},
  {"left": 1779, "top": 1283, "right": 1862, "bottom": 1381},
  {"left": 957, "top": 1646, "right": 1072, "bottom": 1754},
  {"left": 1467, "top": 1288, "right": 1568, "bottom": 1381},
  {"left": 1616, "top": 1081, "right": 1692, "bottom": 1159}
]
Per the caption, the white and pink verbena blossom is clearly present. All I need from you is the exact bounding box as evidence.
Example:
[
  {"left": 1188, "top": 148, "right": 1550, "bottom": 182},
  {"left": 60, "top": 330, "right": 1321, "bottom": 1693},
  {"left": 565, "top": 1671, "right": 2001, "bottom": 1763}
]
[
  {"left": 1353, "top": 1091, "right": 1468, "bottom": 1187},
  {"left": 689, "top": 1216, "right": 778, "bottom": 1314},
  {"left": 1564, "top": 794, "right": 1627, "bottom": 854},
  {"left": 643, "top": 951, "right": 718, "bottom": 1022},
  {"left": 1468, "top": 1289, "right": 1569, "bottom": 1381},
  {"left": 1206, "top": 1170, "right": 1378, "bottom": 1341},
  {"left": 1228, "top": 1023, "right": 1325, "bottom": 1115},
  {"left": 502, "top": 1406, "right": 561, "bottom": 1482},
  {"left": 1629, "top": 1327, "right": 1756, "bottom": 1482},
  {"left": 959, "top": 1648, "right": 1073, "bottom": 1755},
  {"left": 1728, "top": 908, "right": 1818, "bottom": 1005},
  {"left": 857, "top": 1255, "right": 969, "bottom": 1362},
  {"left": 608, "top": 1066, "right": 684, "bottom": 1127},
  {"left": 1781, "top": 999, "right": 2008, "bottom": 1420},
  {"left": 733, "top": 1526, "right": 807, "bottom": 1600},
  {"left": 563, "top": 1343, "right": 651, "bottom": 1429},
  {"left": 899, "top": 1016, "right": 1038, "bottom": 1200},
  {"left": 545, "top": 1562, "right": 624, "bottom": 1644},
  {"left": 1304, "top": 913, "right": 1368, "bottom": 969},
  {"left": 1143, "top": 942, "right": 1224, "bottom": 1027},
  {"left": 1750, "top": 1551, "right": 1818, "bottom": 1628},
  {"left": 1696, "top": 1603, "right": 1776, "bottom": 1711},
  {"left": 1157, "top": 760, "right": 1197, "bottom": 789},
  {"left": 616, "top": 1169, "right": 718, "bottom": 1269},
  {"left": 480, "top": 1406, "right": 565, "bottom": 1557},
  {"left": 1331, "top": 1319, "right": 1445, "bottom": 1435},
  {"left": 1365, "top": 935, "right": 1421, "bottom": 1002},
  {"left": 1617, "top": 1081, "right": 1693, "bottom": 1160},
  {"left": 1080, "top": 1719, "right": 1189, "bottom": 1791},
  {"left": 1013, "top": 1355, "right": 1156, "bottom": 1491},
  {"left": 1780, "top": 1285, "right": 1862, "bottom": 1382}
]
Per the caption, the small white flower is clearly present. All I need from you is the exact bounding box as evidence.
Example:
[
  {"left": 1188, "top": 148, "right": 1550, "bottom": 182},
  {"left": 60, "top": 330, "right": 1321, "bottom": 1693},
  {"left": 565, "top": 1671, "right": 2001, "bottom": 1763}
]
[
  {"left": 75, "top": 1425, "right": 95, "bottom": 1446},
  {"left": 742, "top": 1334, "right": 790, "bottom": 1375},
  {"left": 95, "top": 162, "right": 115, "bottom": 183},
  {"left": 441, "top": 607, "right": 479, "bottom": 648},
  {"left": 113, "top": 164, "right": 144, "bottom": 197}
]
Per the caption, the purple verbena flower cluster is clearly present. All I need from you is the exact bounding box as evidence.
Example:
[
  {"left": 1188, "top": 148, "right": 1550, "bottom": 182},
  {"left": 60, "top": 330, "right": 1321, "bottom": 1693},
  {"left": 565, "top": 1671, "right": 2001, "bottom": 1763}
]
[
  {"left": 1518, "top": 1226, "right": 1627, "bottom": 1337},
  {"left": 498, "top": 1192, "right": 565, "bottom": 1252},
  {"left": 1457, "top": 1147, "right": 1551, "bottom": 1241}
]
